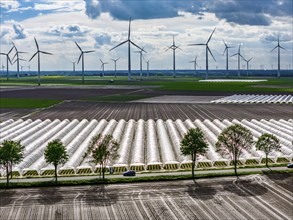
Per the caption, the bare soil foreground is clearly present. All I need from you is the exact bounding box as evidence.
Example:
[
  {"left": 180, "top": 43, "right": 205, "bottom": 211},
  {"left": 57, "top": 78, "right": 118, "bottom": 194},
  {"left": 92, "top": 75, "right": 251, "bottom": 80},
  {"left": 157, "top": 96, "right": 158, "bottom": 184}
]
[
  {"left": 28, "top": 101, "right": 293, "bottom": 120},
  {"left": 0, "top": 173, "right": 292, "bottom": 220}
]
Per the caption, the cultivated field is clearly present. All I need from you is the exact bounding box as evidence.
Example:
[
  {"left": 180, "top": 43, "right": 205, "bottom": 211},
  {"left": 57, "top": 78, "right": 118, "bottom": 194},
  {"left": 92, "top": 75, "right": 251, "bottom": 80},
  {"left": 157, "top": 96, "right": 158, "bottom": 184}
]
[
  {"left": 28, "top": 101, "right": 293, "bottom": 121},
  {"left": 0, "top": 174, "right": 292, "bottom": 220}
]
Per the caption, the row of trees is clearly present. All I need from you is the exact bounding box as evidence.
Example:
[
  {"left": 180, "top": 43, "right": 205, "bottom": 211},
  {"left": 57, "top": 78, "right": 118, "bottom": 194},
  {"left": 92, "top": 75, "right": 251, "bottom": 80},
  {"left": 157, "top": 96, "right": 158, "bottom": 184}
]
[
  {"left": 0, "top": 123, "right": 281, "bottom": 186},
  {"left": 180, "top": 124, "right": 281, "bottom": 179}
]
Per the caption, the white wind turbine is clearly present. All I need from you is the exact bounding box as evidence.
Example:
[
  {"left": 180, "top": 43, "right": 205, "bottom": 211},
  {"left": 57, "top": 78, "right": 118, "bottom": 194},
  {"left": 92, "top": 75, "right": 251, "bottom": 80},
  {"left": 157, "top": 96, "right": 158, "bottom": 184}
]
[
  {"left": 110, "top": 18, "right": 144, "bottom": 81},
  {"left": 29, "top": 37, "right": 53, "bottom": 86},
  {"left": 111, "top": 58, "right": 120, "bottom": 78},
  {"left": 222, "top": 40, "right": 233, "bottom": 78},
  {"left": 75, "top": 42, "right": 94, "bottom": 84},
  {"left": 189, "top": 56, "right": 199, "bottom": 76},
  {"left": 146, "top": 59, "right": 150, "bottom": 78},
  {"left": 12, "top": 42, "right": 27, "bottom": 79},
  {"left": 100, "top": 59, "right": 108, "bottom": 77},
  {"left": 134, "top": 47, "right": 146, "bottom": 79},
  {"left": 166, "top": 35, "right": 181, "bottom": 78},
  {"left": 0, "top": 46, "right": 14, "bottom": 81},
  {"left": 242, "top": 57, "right": 253, "bottom": 76},
  {"left": 231, "top": 45, "right": 244, "bottom": 77},
  {"left": 271, "top": 35, "right": 285, "bottom": 78},
  {"left": 188, "top": 28, "right": 216, "bottom": 80}
]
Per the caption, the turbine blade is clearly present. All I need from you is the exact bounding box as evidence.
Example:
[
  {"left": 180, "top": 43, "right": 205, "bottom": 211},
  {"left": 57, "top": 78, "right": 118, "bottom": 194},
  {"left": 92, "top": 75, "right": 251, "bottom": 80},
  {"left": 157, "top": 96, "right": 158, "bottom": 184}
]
[
  {"left": 18, "top": 51, "right": 27, "bottom": 54},
  {"left": 130, "top": 40, "right": 142, "bottom": 50},
  {"left": 19, "top": 58, "right": 26, "bottom": 61},
  {"left": 207, "top": 46, "right": 216, "bottom": 62},
  {"left": 12, "top": 59, "right": 17, "bottom": 65},
  {"left": 12, "top": 52, "right": 18, "bottom": 60},
  {"left": 176, "top": 46, "right": 182, "bottom": 51},
  {"left": 40, "top": 51, "right": 53, "bottom": 55},
  {"left": 84, "top": 50, "right": 95, "bottom": 53},
  {"left": 29, "top": 52, "right": 38, "bottom": 62},
  {"left": 238, "top": 45, "right": 241, "bottom": 53},
  {"left": 188, "top": 43, "right": 206, "bottom": 46},
  {"left": 230, "top": 53, "right": 238, "bottom": 57},
  {"left": 109, "top": 40, "right": 128, "bottom": 51},
  {"left": 128, "top": 17, "right": 131, "bottom": 40},
  {"left": 271, "top": 46, "right": 278, "bottom": 52},
  {"left": 99, "top": 59, "right": 103, "bottom": 63},
  {"left": 207, "top": 27, "right": 216, "bottom": 44},
  {"left": 77, "top": 53, "right": 82, "bottom": 64},
  {"left": 8, "top": 46, "right": 14, "bottom": 55},
  {"left": 223, "top": 47, "right": 227, "bottom": 55},
  {"left": 34, "top": 37, "right": 39, "bottom": 50},
  {"left": 7, "top": 56, "right": 12, "bottom": 65},
  {"left": 165, "top": 46, "right": 173, "bottom": 51},
  {"left": 75, "top": 41, "right": 82, "bottom": 52},
  {"left": 280, "top": 45, "right": 286, "bottom": 50},
  {"left": 248, "top": 57, "right": 253, "bottom": 62},
  {"left": 222, "top": 39, "right": 227, "bottom": 47}
]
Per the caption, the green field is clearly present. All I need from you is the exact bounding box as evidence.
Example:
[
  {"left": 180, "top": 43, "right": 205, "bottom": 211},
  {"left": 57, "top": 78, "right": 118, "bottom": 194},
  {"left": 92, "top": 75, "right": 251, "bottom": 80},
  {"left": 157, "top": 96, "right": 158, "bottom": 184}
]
[
  {"left": 0, "top": 98, "right": 62, "bottom": 108},
  {"left": 1, "top": 75, "right": 292, "bottom": 93}
]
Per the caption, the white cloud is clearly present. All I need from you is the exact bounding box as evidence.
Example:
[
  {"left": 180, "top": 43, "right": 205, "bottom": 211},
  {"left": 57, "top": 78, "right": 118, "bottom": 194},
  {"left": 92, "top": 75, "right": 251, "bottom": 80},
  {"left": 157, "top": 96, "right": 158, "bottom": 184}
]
[{"left": 0, "top": 0, "right": 19, "bottom": 9}]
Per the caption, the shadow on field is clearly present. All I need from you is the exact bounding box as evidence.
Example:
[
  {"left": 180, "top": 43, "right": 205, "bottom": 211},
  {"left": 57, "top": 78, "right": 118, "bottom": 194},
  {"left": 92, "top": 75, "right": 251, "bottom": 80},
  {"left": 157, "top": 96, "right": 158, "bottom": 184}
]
[
  {"left": 186, "top": 180, "right": 217, "bottom": 200},
  {"left": 264, "top": 172, "right": 293, "bottom": 191},
  {"left": 0, "top": 189, "right": 16, "bottom": 206},
  {"left": 37, "top": 188, "right": 64, "bottom": 205},
  {"left": 84, "top": 184, "right": 118, "bottom": 206},
  {"left": 224, "top": 179, "right": 268, "bottom": 197}
]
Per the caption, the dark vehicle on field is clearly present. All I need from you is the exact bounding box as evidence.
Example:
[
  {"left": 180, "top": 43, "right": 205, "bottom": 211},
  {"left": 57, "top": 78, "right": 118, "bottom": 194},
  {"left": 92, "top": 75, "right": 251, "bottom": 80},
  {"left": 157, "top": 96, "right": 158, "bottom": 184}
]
[
  {"left": 123, "top": 170, "right": 136, "bottom": 176},
  {"left": 287, "top": 163, "right": 293, "bottom": 168}
]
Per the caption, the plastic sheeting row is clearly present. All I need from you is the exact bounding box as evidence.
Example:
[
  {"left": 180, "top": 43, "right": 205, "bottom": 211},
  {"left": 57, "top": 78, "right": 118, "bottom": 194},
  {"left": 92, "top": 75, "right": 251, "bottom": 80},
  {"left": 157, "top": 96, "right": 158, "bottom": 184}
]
[{"left": 0, "top": 118, "right": 292, "bottom": 177}]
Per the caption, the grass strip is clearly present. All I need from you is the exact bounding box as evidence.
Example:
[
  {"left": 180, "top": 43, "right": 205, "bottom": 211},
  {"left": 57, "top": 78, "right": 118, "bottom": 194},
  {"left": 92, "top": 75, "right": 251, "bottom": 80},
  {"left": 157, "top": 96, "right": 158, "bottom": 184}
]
[
  {"left": 0, "top": 98, "right": 61, "bottom": 108},
  {"left": 1, "top": 169, "right": 292, "bottom": 189}
]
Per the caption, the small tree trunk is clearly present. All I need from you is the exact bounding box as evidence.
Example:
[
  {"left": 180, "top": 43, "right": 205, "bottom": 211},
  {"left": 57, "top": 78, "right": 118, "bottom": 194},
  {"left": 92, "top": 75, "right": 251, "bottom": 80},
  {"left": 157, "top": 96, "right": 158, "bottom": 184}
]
[
  {"left": 54, "top": 164, "right": 58, "bottom": 185},
  {"left": 10, "top": 162, "right": 13, "bottom": 179},
  {"left": 234, "top": 159, "right": 238, "bottom": 178},
  {"left": 192, "top": 154, "right": 196, "bottom": 179},
  {"left": 6, "top": 165, "right": 9, "bottom": 187},
  {"left": 265, "top": 153, "right": 269, "bottom": 169}
]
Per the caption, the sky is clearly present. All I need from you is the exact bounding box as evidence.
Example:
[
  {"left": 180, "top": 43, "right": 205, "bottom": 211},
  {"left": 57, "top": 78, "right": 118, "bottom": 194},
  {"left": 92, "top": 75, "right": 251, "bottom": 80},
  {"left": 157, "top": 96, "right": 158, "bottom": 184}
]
[{"left": 0, "top": 0, "right": 292, "bottom": 72}]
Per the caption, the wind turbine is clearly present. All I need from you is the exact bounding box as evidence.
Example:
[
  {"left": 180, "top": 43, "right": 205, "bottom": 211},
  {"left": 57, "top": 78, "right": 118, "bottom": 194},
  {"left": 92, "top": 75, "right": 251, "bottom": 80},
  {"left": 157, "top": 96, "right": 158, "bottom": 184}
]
[
  {"left": 231, "top": 45, "right": 244, "bottom": 77},
  {"left": 242, "top": 57, "right": 253, "bottom": 76},
  {"left": 134, "top": 47, "right": 146, "bottom": 79},
  {"left": 189, "top": 56, "right": 199, "bottom": 76},
  {"left": 188, "top": 28, "right": 216, "bottom": 80},
  {"left": 75, "top": 42, "right": 94, "bottom": 84},
  {"left": 12, "top": 42, "right": 26, "bottom": 79},
  {"left": 222, "top": 40, "right": 233, "bottom": 78},
  {"left": 166, "top": 35, "right": 181, "bottom": 78},
  {"left": 110, "top": 18, "right": 145, "bottom": 81},
  {"left": 271, "top": 36, "right": 285, "bottom": 78},
  {"left": 0, "top": 46, "right": 14, "bottom": 81},
  {"left": 29, "top": 37, "right": 53, "bottom": 86},
  {"left": 99, "top": 59, "right": 108, "bottom": 77},
  {"left": 111, "top": 58, "right": 120, "bottom": 78},
  {"left": 71, "top": 61, "right": 76, "bottom": 72},
  {"left": 146, "top": 59, "right": 150, "bottom": 77}
]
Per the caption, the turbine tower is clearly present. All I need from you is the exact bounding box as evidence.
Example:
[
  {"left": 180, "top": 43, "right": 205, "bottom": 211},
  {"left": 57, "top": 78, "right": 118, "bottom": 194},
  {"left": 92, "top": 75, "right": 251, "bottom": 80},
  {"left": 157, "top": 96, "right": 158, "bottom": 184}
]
[
  {"left": 111, "top": 58, "right": 120, "bottom": 78},
  {"left": 134, "top": 47, "right": 146, "bottom": 79},
  {"left": 242, "top": 57, "right": 253, "bottom": 76},
  {"left": 166, "top": 35, "right": 181, "bottom": 78},
  {"left": 99, "top": 59, "right": 108, "bottom": 77},
  {"left": 271, "top": 36, "right": 285, "bottom": 78},
  {"left": 71, "top": 61, "right": 76, "bottom": 72},
  {"left": 146, "top": 59, "right": 150, "bottom": 77},
  {"left": 231, "top": 45, "right": 244, "bottom": 77},
  {"left": 222, "top": 40, "right": 233, "bottom": 78},
  {"left": 110, "top": 18, "right": 144, "bottom": 81},
  {"left": 75, "top": 42, "right": 94, "bottom": 84},
  {"left": 0, "top": 46, "right": 14, "bottom": 81},
  {"left": 189, "top": 56, "right": 199, "bottom": 76},
  {"left": 188, "top": 27, "right": 216, "bottom": 80},
  {"left": 29, "top": 37, "right": 52, "bottom": 86},
  {"left": 12, "top": 42, "right": 26, "bottom": 79}
]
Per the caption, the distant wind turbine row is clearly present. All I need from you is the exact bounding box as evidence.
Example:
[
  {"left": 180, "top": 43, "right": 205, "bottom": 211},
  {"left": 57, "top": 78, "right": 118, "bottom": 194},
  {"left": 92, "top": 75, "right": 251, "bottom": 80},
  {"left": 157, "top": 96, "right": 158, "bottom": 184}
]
[{"left": 0, "top": 18, "right": 288, "bottom": 84}]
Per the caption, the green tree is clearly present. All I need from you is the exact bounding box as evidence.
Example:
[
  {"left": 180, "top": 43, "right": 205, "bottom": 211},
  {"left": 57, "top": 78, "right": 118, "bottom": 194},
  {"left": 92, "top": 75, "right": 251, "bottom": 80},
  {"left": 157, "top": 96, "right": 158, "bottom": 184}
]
[
  {"left": 180, "top": 128, "right": 208, "bottom": 179},
  {"left": 256, "top": 133, "right": 280, "bottom": 169},
  {"left": 88, "top": 134, "right": 119, "bottom": 180},
  {"left": 216, "top": 124, "right": 253, "bottom": 178},
  {"left": 0, "top": 140, "right": 24, "bottom": 186},
  {"left": 44, "top": 139, "right": 68, "bottom": 184}
]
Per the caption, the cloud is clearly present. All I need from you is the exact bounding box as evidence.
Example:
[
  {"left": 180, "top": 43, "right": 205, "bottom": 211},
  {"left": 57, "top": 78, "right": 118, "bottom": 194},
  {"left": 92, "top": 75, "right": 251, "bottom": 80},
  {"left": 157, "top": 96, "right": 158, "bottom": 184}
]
[
  {"left": 261, "top": 32, "right": 293, "bottom": 42},
  {"left": 48, "top": 24, "right": 89, "bottom": 38},
  {"left": 0, "top": 0, "right": 19, "bottom": 10},
  {"left": 84, "top": 0, "right": 201, "bottom": 20},
  {"left": 13, "top": 23, "right": 26, "bottom": 39},
  {"left": 204, "top": 0, "right": 293, "bottom": 26},
  {"left": 94, "top": 33, "right": 111, "bottom": 48}
]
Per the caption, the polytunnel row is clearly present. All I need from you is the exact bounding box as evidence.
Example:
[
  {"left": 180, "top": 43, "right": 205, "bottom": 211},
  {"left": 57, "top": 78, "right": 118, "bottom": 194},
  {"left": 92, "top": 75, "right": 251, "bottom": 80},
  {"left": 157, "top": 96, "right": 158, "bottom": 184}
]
[
  {"left": 211, "top": 94, "right": 293, "bottom": 104},
  {"left": 0, "top": 118, "right": 292, "bottom": 177}
]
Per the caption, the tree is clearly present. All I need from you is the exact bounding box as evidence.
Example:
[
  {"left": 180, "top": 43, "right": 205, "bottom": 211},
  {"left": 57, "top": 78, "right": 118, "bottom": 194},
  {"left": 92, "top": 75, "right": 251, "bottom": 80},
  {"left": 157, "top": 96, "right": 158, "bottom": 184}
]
[
  {"left": 88, "top": 134, "right": 119, "bottom": 180},
  {"left": 216, "top": 124, "right": 253, "bottom": 178},
  {"left": 256, "top": 133, "right": 280, "bottom": 169},
  {"left": 180, "top": 128, "right": 208, "bottom": 179},
  {"left": 44, "top": 139, "right": 68, "bottom": 184},
  {"left": 0, "top": 140, "right": 24, "bottom": 186}
]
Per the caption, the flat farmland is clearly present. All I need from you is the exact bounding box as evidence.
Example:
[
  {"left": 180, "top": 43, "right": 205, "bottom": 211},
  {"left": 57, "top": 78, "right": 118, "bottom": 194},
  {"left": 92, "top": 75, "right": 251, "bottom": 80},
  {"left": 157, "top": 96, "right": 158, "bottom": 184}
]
[
  {"left": 27, "top": 101, "right": 293, "bottom": 120},
  {"left": 0, "top": 173, "right": 292, "bottom": 220}
]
